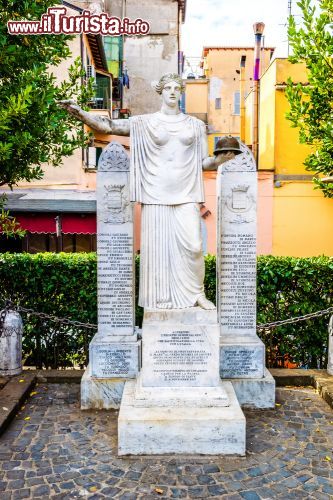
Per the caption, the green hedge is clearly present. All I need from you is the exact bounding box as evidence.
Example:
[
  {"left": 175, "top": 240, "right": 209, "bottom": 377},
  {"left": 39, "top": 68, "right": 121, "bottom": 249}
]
[
  {"left": 0, "top": 253, "right": 97, "bottom": 368},
  {"left": 0, "top": 253, "right": 332, "bottom": 369}
]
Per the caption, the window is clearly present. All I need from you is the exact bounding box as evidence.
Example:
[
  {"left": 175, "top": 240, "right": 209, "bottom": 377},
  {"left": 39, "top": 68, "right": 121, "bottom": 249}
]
[
  {"left": 215, "top": 97, "right": 221, "bottom": 109},
  {"left": 234, "top": 91, "right": 240, "bottom": 115},
  {"left": 61, "top": 234, "right": 96, "bottom": 252},
  {"left": 85, "top": 147, "right": 103, "bottom": 170},
  {"left": 26, "top": 234, "right": 57, "bottom": 253}
]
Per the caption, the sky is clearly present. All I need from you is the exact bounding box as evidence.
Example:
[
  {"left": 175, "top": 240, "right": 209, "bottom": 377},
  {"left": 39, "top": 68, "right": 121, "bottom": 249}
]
[{"left": 182, "top": 0, "right": 302, "bottom": 74}]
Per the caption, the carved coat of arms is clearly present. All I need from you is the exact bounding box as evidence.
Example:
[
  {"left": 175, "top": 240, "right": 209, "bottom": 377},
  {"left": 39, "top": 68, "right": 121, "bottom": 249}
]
[
  {"left": 103, "top": 184, "right": 132, "bottom": 224},
  {"left": 223, "top": 184, "right": 256, "bottom": 224}
]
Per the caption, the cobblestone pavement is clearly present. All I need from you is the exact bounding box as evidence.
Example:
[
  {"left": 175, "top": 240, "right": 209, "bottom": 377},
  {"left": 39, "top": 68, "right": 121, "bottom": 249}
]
[{"left": 0, "top": 384, "right": 332, "bottom": 499}]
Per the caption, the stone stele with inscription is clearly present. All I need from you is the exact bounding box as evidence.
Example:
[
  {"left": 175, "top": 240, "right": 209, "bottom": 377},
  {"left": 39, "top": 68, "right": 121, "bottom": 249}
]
[
  {"left": 217, "top": 141, "right": 275, "bottom": 408},
  {"left": 81, "top": 142, "right": 140, "bottom": 410}
]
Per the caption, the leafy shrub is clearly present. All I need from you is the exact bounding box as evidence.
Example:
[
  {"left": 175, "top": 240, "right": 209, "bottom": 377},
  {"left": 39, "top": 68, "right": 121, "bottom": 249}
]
[
  {"left": 0, "top": 253, "right": 331, "bottom": 369},
  {"left": 257, "top": 256, "right": 332, "bottom": 368}
]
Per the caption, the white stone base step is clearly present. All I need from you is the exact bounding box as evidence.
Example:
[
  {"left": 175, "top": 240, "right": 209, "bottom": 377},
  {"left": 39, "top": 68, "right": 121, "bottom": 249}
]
[
  {"left": 226, "top": 368, "right": 276, "bottom": 409},
  {"left": 134, "top": 373, "right": 229, "bottom": 407},
  {"left": 118, "top": 380, "right": 246, "bottom": 455}
]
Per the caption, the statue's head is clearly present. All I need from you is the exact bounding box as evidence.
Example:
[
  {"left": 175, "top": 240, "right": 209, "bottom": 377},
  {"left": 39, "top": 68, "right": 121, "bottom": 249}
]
[
  {"left": 151, "top": 73, "right": 185, "bottom": 94},
  {"left": 151, "top": 74, "right": 184, "bottom": 108}
]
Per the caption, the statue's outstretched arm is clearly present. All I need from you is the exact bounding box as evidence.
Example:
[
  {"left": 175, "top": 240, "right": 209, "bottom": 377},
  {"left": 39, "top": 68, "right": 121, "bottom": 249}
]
[{"left": 58, "top": 100, "right": 130, "bottom": 136}]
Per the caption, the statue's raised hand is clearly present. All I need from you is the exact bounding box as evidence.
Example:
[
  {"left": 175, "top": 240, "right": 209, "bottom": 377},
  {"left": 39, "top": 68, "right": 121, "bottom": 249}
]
[{"left": 56, "top": 100, "right": 116, "bottom": 135}]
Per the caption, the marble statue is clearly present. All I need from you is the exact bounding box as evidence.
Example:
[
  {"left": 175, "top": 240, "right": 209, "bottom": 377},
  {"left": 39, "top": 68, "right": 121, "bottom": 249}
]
[{"left": 60, "top": 73, "right": 224, "bottom": 310}]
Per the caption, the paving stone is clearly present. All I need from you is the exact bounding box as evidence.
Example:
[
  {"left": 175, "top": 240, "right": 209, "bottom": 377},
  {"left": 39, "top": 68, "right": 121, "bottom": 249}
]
[
  {"left": 312, "top": 467, "right": 330, "bottom": 477},
  {"left": 61, "top": 470, "right": 81, "bottom": 480},
  {"left": 8, "top": 479, "right": 25, "bottom": 489},
  {"left": 296, "top": 473, "right": 312, "bottom": 483},
  {"left": 124, "top": 471, "right": 141, "bottom": 481},
  {"left": 156, "top": 474, "right": 177, "bottom": 486},
  {"left": 178, "top": 475, "right": 197, "bottom": 486},
  {"left": 26, "top": 477, "right": 46, "bottom": 487},
  {"left": 203, "top": 464, "right": 220, "bottom": 473},
  {"left": 228, "top": 481, "right": 246, "bottom": 492},
  {"left": 100, "top": 486, "right": 121, "bottom": 496},
  {"left": 308, "top": 493, "right": 331, "bottom": 500},
  {"left": 118, "top": 493, "right": 138, "bottom": 500},
  {"left": 0, "top": 493, "right": 12, "bottom": 500},
  {"left": 197, "top": 474, "right": 216, "bottom": 485},
  {"left": 254, "top": 486, "right": 275, "bottom": 498},
  {"left": 2, "top": 460, "right": 21, "bottom": 470},
  {"left": 247, "top": 467, "right": 265, "bottom": 478},
  {"left": 169, "top": 487, "right": 187, "bottom": 498},
  {"left": 110, "top": 468, "right": 126, "bottom": 477},
  {"left": 59, "top": 480, "right": 76, "bottom": 490},
  {"left": 32, "top": 484, "right": 50, "bottom": 496},
  {"left": 12, "top": 488, "right": 31, "bottom": 499},
  {"left": 240, "top": 491, "right": 261, "bottom": 500},
  {"left": 6, "top": 470, "right": 25, "bottom": 480},
  {"left": 322, "top": 484, "right": 333, "bottom": 495},
  {"left": 280, "top": 477, "right": 300, "bottom": 488},
  {"left": 208, "top": 484, "right": 228, "bottom": 495},
  {"left": 188, "top": 486, "right": 207, "bottom": 497}
]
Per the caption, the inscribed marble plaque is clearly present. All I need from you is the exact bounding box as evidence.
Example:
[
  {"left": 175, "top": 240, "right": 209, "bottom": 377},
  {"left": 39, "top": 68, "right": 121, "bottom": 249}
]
[
  {"left": 90, "top": 343, "right": 139, "bottom": 378},
  {"left": 141, "top": 323, "right": 220, "bottom": 387},
  {"left": 220, "top": 343, "right": 265, "bottom": 379}
]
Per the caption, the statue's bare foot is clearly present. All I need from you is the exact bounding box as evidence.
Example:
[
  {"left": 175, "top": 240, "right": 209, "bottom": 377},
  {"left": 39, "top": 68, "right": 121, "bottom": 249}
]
[{"left": 196, "top": 294, "right": 215, "bottom": 310}]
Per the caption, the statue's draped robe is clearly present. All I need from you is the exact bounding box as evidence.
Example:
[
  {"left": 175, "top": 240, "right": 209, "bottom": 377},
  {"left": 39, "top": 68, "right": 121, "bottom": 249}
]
[{"left": 130, "top": 112, "right": 206, "bottom": 309}]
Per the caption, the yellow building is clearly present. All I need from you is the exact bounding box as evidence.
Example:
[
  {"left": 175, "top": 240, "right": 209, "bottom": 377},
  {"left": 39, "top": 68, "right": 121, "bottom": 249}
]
[
  {"left": 184, "top": 78, "right": 208, "bottom": 124},
  {"left": 244, "top": 58, "right": 333, "bottom": 257},
  {"left": 201, "top": 46, "right": 274, "bottom": 155}
]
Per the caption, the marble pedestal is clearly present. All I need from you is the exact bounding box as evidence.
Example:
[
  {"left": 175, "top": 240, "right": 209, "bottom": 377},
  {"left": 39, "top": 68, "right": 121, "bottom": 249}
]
[
  {"left": 220, "top": 335, "right": 275, "bottom": 409},
  {"left": 118, "top": 308, "right": 246, "bottom": 455},
  {"left": 81, "top": 364, "right": 126, "bottom": 409},
  {"left": 81, "top": 333, "right": 140, "bottom": 409},
  {"left": 224, "top": 368, "right": 275, "bottom": 409}
]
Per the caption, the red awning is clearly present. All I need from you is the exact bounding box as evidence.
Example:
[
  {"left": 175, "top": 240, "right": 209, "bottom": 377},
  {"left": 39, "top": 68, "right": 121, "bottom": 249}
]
[
  {"left": 15, "top": 213, "right": 96, "bottom": 234},
  {"left": 62, "top": 214, "right": 96, "bottom": 234}
]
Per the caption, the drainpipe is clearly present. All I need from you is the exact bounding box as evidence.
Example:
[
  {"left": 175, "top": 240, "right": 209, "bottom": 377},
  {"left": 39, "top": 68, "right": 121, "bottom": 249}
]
[
  {"left": 252, "top": 22, "right": 265, "bottom": 165},
  {"left": 55, "top": 215, "right": 62, "bottom": 253},
  {"left": 120, "top": 0, "right": 126, "bottom": 109},
  {"left": 240, "top": 55, "right": 246, "bottom": 143}
]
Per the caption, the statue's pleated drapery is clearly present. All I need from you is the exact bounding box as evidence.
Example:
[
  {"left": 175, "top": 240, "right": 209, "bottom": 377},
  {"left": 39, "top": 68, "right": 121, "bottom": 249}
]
[{"left": 129, "top": 112, "right": 206, "bottom": 309}]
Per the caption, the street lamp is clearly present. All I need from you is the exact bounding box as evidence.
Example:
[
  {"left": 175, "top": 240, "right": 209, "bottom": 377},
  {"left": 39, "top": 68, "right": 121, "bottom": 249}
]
[
  {"left": 253, "top": 22, "right": 265, "bottom": 36},
  {"left": 252, "top": 22, "right": 265, "bottom": 164}
]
